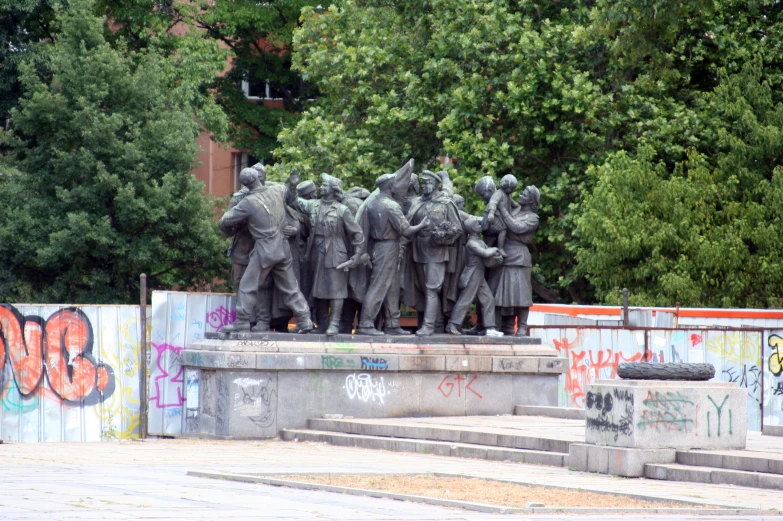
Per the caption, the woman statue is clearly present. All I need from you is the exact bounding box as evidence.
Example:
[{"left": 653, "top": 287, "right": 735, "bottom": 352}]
[
  {"left": 488, "top": 185, "right": 540, "bottom": 336},
  {"left": 296, "top": 173, "right": 364, "bottom": 335}
]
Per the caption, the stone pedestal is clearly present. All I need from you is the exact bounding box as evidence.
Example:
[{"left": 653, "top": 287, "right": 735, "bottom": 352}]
[
  {"left": 178, "top": 332, "right": 566, "bottom": 439},
  {"left": 570, "top": 379, "right": 748, "bottom": 477},
  {"left": 584, "top": 380, "right": 747, "bottom": 450}
]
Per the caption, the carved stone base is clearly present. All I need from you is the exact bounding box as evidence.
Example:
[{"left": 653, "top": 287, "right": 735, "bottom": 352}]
[{"left": 180, "top": 334, "right": 566, "bottom": 439}]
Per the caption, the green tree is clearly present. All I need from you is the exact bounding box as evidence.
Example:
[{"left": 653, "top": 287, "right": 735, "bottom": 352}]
[
  {"left": 576, "top": 58, "right": 783, "bottom": 308},
  {"left": 0, "top": 0, "right": 230, "bottom": 304},
  {"left": 278, "top": 0, "right": 609, "bottom": 301}
]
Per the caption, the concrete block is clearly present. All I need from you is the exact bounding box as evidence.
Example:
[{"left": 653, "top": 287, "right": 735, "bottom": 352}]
[
  {"left": 371, "top": 343, "right": 423, "bottom": 355},
  {"left": 464, "top": 344, "right": 512, "bottom": 353},
  {"left": 512, "top": 374, "right": 558, "bottom": 407},
  {"left": 306, "top": 354, "right": 398, "bottom": 372},
  {"left": 643, "top": 464, "right": 669, "bottom": 480},
  {"left": 668, "top": 466, "right": 712, "bottom": 483},
  {"left": 465, "top": 374, "right": 513, "bottom": 416},
  {"left": 675, "top": 451, "right": 723, "bottom": 469},
  {"left": 492, "top": 357, "right": 539, "bottom": 373},
  {"left": 275, "top": 341, "right": 326, "bottom": 353},
  {"left": 763, "top": 425, "right": 783, "bottom": 437},
  {"left": 224, "top": 353, "right": 256, "bottom": 369},
  {"left": 225, "top": 371, "right": 279, "bottom": 437},
  {"left": 722, "top": 454, "right": 770, "bottom": 473},
  {"left": 324, "top": 341, "right": 374, "bottom": 354},
  {"left": 537, "top": 357, "right": 568, "bottom": 374},
  {"left": 567, "top": 442, "right": 588, "bottom": 471},
  {"left": 445, "top": 355, "right": 491, "bottom": 373},
  {"left": 584, "top": 380, "right": 747, "bottom": 450},
  {"left": 569, "top": 443, "right": 673, "bottom": 477},
  {"left": 712, "top": 469, "right": 759, "bottom": 488},
  {"left": 418, "top": 373, "right": 469, "bottom": 416},
  {"left": 758, "top": 473, "right": 783, "bottom": 490},
  {"left": 256, "top": 354, "right": 307, "bottom": 371},
  {"left": 460, "top": 431, "right": 498, "bottom": 446},
  {"left": 514, "top": 405, "right": 585, "bottom": 420},
  {"left": 399, "top": 355, "right": 445, "bottom": 372},
  {"left": 768, "top": 458, "right": 783, "bottom": 475},
  {"left": 606, "top": 446, "right": 675, "bottom": 477}
]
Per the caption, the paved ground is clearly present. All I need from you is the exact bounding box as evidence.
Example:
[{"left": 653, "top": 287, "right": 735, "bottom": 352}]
[{"left": 1, "top": 438, "right": 783, "bottom": 520}]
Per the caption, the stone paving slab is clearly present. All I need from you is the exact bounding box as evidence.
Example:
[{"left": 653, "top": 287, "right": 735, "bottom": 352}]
[{"left": 1, "top": 438, "right": 783, "bottom": 520}]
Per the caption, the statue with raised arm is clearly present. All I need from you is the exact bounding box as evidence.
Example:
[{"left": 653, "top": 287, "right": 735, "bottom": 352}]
[
  {"left": 218, "top": 167, "right": 313, "bottom": 333},
  {"left": 489, "top": 185, "right": 540, "bottom": 336}
]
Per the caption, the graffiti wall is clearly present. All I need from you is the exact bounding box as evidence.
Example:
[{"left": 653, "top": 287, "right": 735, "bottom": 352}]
[
  {"left": 764, "top": 330, "right": 783, "bottom": 428},
  {"left": 530, "top": 327, "right": 766, "bottom": 431},
  {"left": 148, "top": 291, "right": 235, "bottom": 436},
  {"left": 0, "top": 304, "right": 145, "bottom": 442}
]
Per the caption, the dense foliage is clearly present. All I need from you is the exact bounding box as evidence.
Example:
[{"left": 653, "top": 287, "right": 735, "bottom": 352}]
[
  {"left": 0, "top": 0, "right": 229, "bottom": 303},
  {"left": 278, "top": 0, "right": 783, "bottom": 306}
]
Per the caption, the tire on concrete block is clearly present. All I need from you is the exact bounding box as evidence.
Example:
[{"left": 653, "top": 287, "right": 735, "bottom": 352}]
[{"left": 617, "top": 362, "right": 715, "bottom": 381}]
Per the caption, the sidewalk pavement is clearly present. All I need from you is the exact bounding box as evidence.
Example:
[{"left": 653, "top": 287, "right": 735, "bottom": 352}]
[{"left": 0, "top": 438, "right": 782, "bottom": 520}]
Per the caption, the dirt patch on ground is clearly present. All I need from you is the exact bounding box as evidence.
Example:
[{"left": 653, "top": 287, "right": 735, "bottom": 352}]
[{"left": 275, "top": 474, "right": 718, "bottom": 509}]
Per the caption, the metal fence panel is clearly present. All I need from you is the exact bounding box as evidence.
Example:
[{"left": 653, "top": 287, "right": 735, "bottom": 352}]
[
  {"left": 0, "top": 303, "right": 145, "bottom": 442},
  {"left": 148, "top": 291, "right": 235, "bottom": 436}
]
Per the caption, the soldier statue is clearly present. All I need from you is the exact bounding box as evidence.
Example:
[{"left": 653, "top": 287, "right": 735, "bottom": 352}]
[
  {"left": 218, "top": 167, "right": 313, "bottom": 333},
  {"left": 402, "top": 170, "right": 464, "bottom": 336},
  {"left": 351, "top": 161, "right": 429, "bottom": 336}
]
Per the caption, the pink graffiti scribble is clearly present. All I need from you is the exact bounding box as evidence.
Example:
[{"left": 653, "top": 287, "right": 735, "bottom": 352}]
[
  {"left": 690, "top": 334, "right": 703, "bottom": 347},
  {"left": 149, "top": 343, "right": 184, "bottom": 408},
  {"left": 206, "top": 306, "right": 236, "bottom": 332}
]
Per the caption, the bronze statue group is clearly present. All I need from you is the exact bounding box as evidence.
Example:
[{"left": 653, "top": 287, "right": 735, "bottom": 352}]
[{"left": 218, "top": 160, "right": 539, "bottom": 338}]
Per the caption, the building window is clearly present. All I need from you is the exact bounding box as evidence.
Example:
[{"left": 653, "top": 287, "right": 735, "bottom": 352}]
[
  {"left": 233, "top": 153, "right": 261, "bottom": 191},
  {"left": 241, "top": 80, "right": 282, "bottom": 101}
]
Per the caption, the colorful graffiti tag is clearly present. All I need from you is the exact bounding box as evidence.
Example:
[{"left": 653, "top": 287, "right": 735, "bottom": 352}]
[{"left": 0, "top": 304, "right": 115, "bottom": 406}]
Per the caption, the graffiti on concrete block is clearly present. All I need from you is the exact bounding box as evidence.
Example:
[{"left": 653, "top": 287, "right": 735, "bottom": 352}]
[
  {"left": 321, "top": 355, "right": 358, "bottom": 370},
  {"left": 437, "top": 375, "right": 482, "bottom": 399},
  {"left": 585, "top": 388, "right": 634, "bottom": 442},
  {"left": 234, "top": 377, "right": 277, "bottom": 428},
  {"left": 360, "top": 356, "right": 388, "bottom": 371},
  {"left": 637, "top": 390, "right": 695, "bottom": 433},
  {"left": 0, "top": 304, "right": 116, "bottom": 406},
  {"left": 707, "top": 394, "right": 732, "bottom": 437},
  {"left": 345, "top": 373, "right": 386, "bottom": 404}
]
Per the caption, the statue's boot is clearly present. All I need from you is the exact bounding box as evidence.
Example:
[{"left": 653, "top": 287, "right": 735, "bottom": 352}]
[
  {"left": 222, "top": 320, "right": 251, "bottom": 332},
  {"left": 384, "top": 327, "right": 411, "bottom": 336},
  {"left": 295, "top": 312, "right": 314, "bottom": 334},
  {"left": 515, "top": 307, "right": 530, "bottom": 337},
  {"left": 325, "top": 299, "right": 343, "bottom": 336},
  {"left": 416, "top": 292, "right": 439, "bottom": 337},
  {"left": 250, "top": 322, "right": 270, "bottom": 333},
  {"left": 445, "top": 322, "right": 462, "bottom": 335}
]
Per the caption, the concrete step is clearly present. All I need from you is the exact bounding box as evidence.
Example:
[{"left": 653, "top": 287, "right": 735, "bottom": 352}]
[
  {"left": 514, "top": 405, "right": 585, "bottom": 420},
  {"left": 307, "top": 418, "right": 571, "bottom": 454},
  {"left": 281, "top": 429, "right": 568, "bottom": 467},
  {"left": 645, "top": 463, "right": 783, "bottom": 490},
  {"left": 763, "top": 425, "right": 783, "bottom": 437},
  {"left": 676, "top": 450, "right": 783, "bottom": 475}
]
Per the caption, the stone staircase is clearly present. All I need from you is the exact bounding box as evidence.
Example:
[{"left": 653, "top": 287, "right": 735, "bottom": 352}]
[
  {"left": 281, "top": 415, "right": 578, "bottom": 467},
  {"left": 645, "top": 450, "right": 783, "bottom": 490}
]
